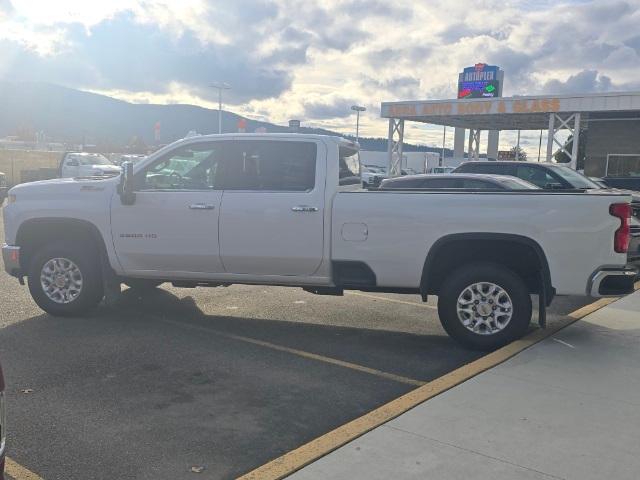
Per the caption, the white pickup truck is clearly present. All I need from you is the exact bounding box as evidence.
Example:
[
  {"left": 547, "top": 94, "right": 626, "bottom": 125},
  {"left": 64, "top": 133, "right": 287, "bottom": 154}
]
[
  {"left": 2, "top": 134, "right": 637, "bottom": 349},
  {"left": 59, "top": 152, "right": 120, "bottom": 178}
]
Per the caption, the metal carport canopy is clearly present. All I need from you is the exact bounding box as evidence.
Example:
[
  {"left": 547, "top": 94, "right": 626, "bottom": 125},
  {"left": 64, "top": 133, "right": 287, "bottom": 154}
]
[{"left": 380, "top": 91, "right": 640, "bottom": 130}]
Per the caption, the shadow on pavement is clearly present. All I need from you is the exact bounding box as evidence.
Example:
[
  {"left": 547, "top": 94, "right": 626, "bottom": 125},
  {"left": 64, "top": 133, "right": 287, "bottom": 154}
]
[{"left": 0, "top": 288, "right": 483, "bottom": 480}]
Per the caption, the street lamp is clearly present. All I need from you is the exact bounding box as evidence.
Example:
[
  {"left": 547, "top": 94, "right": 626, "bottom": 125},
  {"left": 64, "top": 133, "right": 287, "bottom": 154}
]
[
  {"left": 210, "top": 82, "right": 231, "bottom": 134},
  {"left": 351, "top": 105, "right": 366, "bottom": 144}
]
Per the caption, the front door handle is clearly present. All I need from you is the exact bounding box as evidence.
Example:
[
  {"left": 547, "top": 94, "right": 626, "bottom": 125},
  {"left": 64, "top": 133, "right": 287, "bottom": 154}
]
[
  {"left": 189, "top": 203, "right": 216, "bottom": 210},
  {"left": 291, "top": 205, "right": 319, "bottom": 212}
]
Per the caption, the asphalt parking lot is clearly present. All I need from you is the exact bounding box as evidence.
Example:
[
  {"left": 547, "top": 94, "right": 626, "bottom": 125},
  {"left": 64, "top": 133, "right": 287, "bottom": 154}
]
[{"left": 0, "top": 212, "right": 592, "bottom": 480}]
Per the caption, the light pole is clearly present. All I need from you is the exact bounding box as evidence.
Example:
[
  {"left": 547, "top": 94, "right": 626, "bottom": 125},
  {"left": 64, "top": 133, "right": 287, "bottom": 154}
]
[
  {"left": 210, "top": 82, "right": 231, "bottom": 134},
  {"left": 351, "top": 105, "right": 366, "bottom": 144},
  {"left": 441, "top": 126, "right": 446, "bottom": 167}
]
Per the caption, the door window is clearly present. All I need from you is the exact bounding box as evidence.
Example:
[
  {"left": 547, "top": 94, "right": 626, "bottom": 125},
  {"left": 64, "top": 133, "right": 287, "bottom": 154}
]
[
  {"left": 515, "top": 166, "right": 562, "bottom": 188},
  {"left": 457, "top": 163, "right": 515, "bottom": 175},
  {"left": 141, "top": 143, "right": 222, "bottom": 190},
  {"left": 221, "top": 141, "right": 317, "bottom": 191}
]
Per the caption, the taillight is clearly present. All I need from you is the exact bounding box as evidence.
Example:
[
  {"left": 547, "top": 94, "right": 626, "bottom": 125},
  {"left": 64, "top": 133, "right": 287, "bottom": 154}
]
[{"left": 610, "top": 203, "right": 631, "bottom": 253}]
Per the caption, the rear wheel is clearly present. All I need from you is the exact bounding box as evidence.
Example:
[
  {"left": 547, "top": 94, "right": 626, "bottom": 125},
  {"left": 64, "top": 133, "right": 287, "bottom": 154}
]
[
  {"left": 438, "top": 262, "right": 532, "bottom": 350},
  {"left": 28, "top": 242, "right": 104, "bottom": 316}
]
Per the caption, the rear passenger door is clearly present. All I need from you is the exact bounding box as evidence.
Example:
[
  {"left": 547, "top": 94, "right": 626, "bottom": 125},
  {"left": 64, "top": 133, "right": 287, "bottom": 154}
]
[{"left": 218, "top": 139, "right": 326, "bottom": 276}]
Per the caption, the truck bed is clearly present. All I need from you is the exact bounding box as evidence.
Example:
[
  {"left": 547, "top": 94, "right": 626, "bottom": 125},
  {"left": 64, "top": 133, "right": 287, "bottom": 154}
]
[{"left": 332, "top": 189, "right": 630, "bottom": 295}]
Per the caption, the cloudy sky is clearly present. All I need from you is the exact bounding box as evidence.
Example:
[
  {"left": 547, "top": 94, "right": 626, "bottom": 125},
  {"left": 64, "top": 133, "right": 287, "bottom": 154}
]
[{"left": 1, "top": 0, "right": 640, "bottom": 153}]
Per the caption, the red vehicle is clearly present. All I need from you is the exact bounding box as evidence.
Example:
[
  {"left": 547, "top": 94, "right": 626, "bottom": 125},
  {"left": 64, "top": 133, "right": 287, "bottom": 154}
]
[{"left": 0, "top": 359, "right": 4, "bottom": 479}]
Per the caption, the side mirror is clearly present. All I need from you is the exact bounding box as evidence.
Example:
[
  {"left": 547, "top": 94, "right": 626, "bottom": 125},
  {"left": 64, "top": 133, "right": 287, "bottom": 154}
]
[
  {"left": 119, "top": 161, "right": 136, "bottom": 205},
  {"left": 544, "top": 182, "right": 564, "bottom": 190}
]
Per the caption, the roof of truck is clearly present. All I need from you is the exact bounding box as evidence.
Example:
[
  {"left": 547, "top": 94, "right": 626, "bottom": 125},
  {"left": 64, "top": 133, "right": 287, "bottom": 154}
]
[
  {"left": 163, "top": 133, "right": 360, "bottom": 156},
  {"left": 182, "top": 132, "right": 354, "bottom": 143}
]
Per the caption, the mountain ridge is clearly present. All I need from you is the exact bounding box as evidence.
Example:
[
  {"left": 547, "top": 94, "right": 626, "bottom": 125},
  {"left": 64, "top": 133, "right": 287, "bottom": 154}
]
[{"left": 0, "top": 81, "right": 449, "bottom": 154}]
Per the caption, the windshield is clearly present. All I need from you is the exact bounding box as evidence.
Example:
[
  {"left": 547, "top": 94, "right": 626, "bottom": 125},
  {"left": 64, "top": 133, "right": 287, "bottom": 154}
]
[
  {"left": 496, "top": 177, "right": 540, "bottom": 190},
  {"left": 68, "top": 153, "right": 113, "bottom": 166},
  {"left": 551, "top": 165, "right": 600, "bottom": 189},
  {"left": 589, "top": 178, "right": 608, "bottom": 188}
]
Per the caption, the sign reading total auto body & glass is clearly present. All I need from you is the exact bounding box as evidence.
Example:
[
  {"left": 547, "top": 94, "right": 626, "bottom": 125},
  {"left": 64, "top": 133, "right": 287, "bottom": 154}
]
[
  {"left": 458, "top": 63, "right": 501, "bottom": 99},
  {"left": 383, "top": 97, "right": 563, "bottom": 118}
]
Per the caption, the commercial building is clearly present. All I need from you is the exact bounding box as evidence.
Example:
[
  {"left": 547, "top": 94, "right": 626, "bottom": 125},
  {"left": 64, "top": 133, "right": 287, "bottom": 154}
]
[{"left": 381, "top": 91, "right": 640, "bottom": 178}]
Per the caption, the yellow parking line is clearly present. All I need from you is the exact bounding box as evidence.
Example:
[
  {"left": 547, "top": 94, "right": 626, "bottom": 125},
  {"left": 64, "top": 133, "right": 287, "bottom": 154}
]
[
  {"left": 5, "top": 457, "right": 43, "bottom": 480},
  {"left": 345, "top": 291, "right": 437, "bottom": 309},
  {"left": 568, "top": 296, "right": 620, "bottom": 319},
  {"left": 237, "top": 292, "right": 629, "bottom": 480},
  {"left": 157, "top": 318, "right": 425, "bottom": 387}
]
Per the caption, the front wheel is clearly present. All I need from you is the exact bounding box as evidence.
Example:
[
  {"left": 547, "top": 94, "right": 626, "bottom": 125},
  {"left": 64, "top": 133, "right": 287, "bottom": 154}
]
[
  {"left": 437, "top": 262, "right": 532, "bottom": 351},
  {"left": 28, "top": 242, "right": 104, "bottom": 317}
]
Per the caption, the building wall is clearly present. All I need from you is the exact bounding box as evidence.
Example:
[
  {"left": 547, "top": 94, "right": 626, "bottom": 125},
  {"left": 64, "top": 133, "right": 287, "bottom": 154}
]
[
  {"left": 584, "top": 120, "right": 640, "bottom": 177},
  {"left": 360, "top": 151, "right": 431, "bottom": 172},
  {"left": 0, "top": 150, "right": 62, "bottom": 185}
]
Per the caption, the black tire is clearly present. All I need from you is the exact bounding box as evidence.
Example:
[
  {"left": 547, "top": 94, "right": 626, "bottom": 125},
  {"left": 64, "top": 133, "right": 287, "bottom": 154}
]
[
  {"left": 437, "top": 262, "right": 532, "bottom": 351},
  {"left": 27, "top": 241, "right": 104, "bottom": 316},
  {"left": 124, "top": 279, "right": 163, "bottom": 291}
]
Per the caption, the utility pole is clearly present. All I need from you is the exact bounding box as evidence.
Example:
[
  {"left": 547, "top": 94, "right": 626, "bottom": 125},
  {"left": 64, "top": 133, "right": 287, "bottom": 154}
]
[
  {"left": 441, "top": 126, "right": 446, "bottom": 167},
  {"left": 210, "top": 82, "right": 231, "bottom": 134},
  {"left": 351, "top": 105, "right": 366, "bottom": 144},
  {"left": 537, "top": 129, "right": 543, "bottom": 162}
]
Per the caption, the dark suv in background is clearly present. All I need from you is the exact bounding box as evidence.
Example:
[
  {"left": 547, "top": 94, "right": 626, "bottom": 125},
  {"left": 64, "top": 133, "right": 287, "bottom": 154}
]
[{"left": 453, "top": 161, "right": 600, "bottom": 190}]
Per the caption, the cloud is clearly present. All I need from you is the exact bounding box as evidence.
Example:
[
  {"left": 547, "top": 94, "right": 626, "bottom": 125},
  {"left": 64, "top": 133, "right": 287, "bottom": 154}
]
[
  {"left": 541, "top": 69, "right": 640, "bottom": 94},
  {"left": 541, "top": 70, "right": 612, "bottom": 94},
  {"left": 1, "top": 11, "right": 293, "bottom": 104},
  {"left": 303, "top": 96, "right": 359, "bottom": 120},
  {"left": 0, "top": 0, "right": 13, "bottom": 16},
  {"left": 2, "top": 0, "right": 640, "bottom": 144},
  {"left": 439, "top": 23, "right": 511, "bottom": 43},
  {"left": 361, "top": 75, "right": 421, "bottom": 98}
]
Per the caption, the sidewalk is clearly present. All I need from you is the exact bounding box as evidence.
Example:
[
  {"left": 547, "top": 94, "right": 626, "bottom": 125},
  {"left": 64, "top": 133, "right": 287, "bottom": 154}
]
[{"left": 290, "top": 291, "right": 640, "bottom": 480}]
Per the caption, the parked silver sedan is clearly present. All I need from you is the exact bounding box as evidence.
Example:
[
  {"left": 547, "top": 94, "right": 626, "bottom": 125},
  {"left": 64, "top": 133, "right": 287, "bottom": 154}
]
[{"left": 379, "top": 173, "right": 540, "bottom": 190}]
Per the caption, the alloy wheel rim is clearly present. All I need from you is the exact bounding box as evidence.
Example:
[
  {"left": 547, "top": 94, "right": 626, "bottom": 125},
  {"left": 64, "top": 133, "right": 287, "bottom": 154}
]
[
  {"left": 40, "top": 257, "right": 83, "bottom": 304},
  {"left": 456, "top": 282, "right": 513, "bottom": 335}
]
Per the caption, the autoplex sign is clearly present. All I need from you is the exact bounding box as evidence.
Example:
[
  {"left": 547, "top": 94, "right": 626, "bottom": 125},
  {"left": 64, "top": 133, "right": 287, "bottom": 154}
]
[
  {"left": 457, "top": 63, "right": 501, "bottom": 99},
  {"left": 383, "top": 97, "right": 562, "bottom": 118}
]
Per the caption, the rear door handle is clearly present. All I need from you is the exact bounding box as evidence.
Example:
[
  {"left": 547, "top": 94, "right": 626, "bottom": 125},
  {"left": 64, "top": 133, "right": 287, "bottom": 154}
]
[
  {"left": 291, "top": 205, "right": 319, "bottom": 212},
  {"left": 189, "top": 203, "right": 215, "bottom": 210}
]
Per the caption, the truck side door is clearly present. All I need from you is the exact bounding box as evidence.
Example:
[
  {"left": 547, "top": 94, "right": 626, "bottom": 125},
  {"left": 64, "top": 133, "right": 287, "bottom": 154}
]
[
  {"left": 110, "top": 141, "right": 224, "bottom": 276},
  {"left": 218, "top": 139, "right": 325, "bottom": 276}
]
